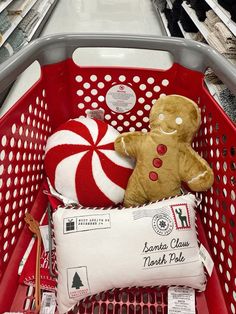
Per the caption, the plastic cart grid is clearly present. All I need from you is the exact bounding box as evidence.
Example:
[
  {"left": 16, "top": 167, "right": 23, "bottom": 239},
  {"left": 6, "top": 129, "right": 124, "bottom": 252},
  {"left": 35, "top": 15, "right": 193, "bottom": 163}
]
[{"left": 0, "top": 34, "right": 235, "bottom": 314}]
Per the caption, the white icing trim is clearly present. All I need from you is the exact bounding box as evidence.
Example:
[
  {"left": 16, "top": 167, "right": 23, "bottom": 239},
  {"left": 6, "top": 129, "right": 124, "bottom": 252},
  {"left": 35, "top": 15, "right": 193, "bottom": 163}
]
[
  {"left": 159, "top": 127, "right": 177, "bottom": 135},
  {"left": 188, "top": 171, "right": 207, "bottom": 184},
  {"left": 121, "top": 137, "right": 130, "bottom": 156}
]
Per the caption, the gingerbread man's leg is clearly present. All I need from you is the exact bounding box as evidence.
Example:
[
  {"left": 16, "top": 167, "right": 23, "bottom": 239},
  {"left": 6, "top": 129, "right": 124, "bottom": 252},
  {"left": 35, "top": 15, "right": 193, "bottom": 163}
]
[{"left": 123, "top": 174, "right": 148, "bottom": 207}]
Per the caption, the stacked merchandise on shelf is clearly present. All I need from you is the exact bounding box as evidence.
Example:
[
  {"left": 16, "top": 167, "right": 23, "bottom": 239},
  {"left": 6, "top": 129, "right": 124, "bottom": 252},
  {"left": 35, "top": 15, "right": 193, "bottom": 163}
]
[
  {"left": 154, "top": 0, "right": 236, "bottom": 123},
  {"left": 153, "top": 0, "right": 209, "bottom": 38},
  {"left": 18, "top": 9, "right": 40, "bottom": 37},
  {"left": 185, "top": 0, "right": 211, "bottom": 22},
  {"left": 7, "top": 0, "right": 34, "bottom": 15},
  {"left": 217, "top": 0, "right": 236, "bottom": 22},
  {"left": 204, "top": 10, "right": 221, "bottom": 32},
  {"left": 189, "top": 32, "right": 205, "bottom": 42},
  {"left": 0, "top": 27, "right": 25, "bottom": 62},
  {"left": 18, "top": 0, "right": 50, "bottom": 40},
  {"left": 207, "top": 78, "right": 236, "bottom": 123},
  {"left": 203, "top": 10, "right": 236, "bottom": 122},
  {"left": 216, "top": 84, "right": 236, "bottom": 122},
  {"left": 0, "top": 4, "right": 26, "bottom": 63},
  {"left": 163, "top": 7, "right": 183, "bottom": 37},
  {"left": 178, "top": 0, "right": 199, "bottom": 34},
  {"left": 205, "top": 68, "right": 222, "bottom": 84},
  {"left": 0, "top": 0, "right": 56, "bottom": 64},
  {"left": 182, "top": 2, "right": 236, "bottom": 123},
  {"left": 206, "top": 12, "right": 236, "bottom": 61},
  {"left": 152, "top": 0, "right": 183, "bottom": 36},
  {"left": 0, "top": 9, "right": 11, "bottom": 39}
]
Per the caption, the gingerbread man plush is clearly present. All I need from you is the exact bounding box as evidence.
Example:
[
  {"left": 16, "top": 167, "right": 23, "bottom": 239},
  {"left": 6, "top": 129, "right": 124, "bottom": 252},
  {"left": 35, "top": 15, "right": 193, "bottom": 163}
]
[{"left": 115, "top": 95, "right": 214, "bottom": 207}]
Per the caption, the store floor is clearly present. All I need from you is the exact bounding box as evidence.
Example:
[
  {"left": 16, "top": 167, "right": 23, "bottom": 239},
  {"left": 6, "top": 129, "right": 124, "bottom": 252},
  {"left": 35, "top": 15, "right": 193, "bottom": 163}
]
[
  {"left": 42, "top": 0, "right": 165, "bottom": 35},
  {"left": 0, "top": 0, "right": 171, "bottom": 116}
]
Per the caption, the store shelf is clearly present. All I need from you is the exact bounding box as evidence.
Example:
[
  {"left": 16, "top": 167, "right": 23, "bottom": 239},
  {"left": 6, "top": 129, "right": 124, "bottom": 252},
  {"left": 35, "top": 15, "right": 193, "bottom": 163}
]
[
  {"left": 205, "top": 0, "right": 236, "bottom": 37},
  {"left": 152, "top": 2, "right": 171, "bottom": 37},
  {"left": 0, "top": 15, "right": 22, "bottom": 45},
  {"left": 20, "top": 0, "right": 38, "bottom": 18},
  {"left": 182, "top": 2, "right": 236, "bottom": 67},
  {"left": 27, "top": 0, "right": 52, "bottom": 41},
  {"left": 0, "top": 0, "right": 13, "bottom": 13},
  {"left": 165, "top": 1, "right": 192, "bottom": 40},
  {"left": 182, "top": 2, "right": 210, "bottom": 42},
  {"left": 177, "top": 21, "right": 193, "bottom": 40},
  {"left": 160, "top": 12, "right": 171, "bottom": 36},
  {"left": 8, "top": 0, "right": 37, "bottom": 15},
  {"left": 0, "top": 0, "right": 38, "bottom": 47}
]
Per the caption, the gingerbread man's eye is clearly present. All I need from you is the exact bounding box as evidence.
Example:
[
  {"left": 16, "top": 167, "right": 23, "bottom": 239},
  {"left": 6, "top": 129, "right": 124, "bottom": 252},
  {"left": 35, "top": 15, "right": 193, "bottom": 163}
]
[
  {"left": 158, "top": 113, "right": 165, "bottom": 121},
  {"left": 175, "top": 117, "right": 183, "bottom": 125}
]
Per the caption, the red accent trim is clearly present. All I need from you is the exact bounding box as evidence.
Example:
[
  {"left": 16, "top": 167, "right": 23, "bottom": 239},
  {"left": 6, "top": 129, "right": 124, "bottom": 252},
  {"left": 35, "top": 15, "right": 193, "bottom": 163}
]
[
  {"left": 97, "top": 150, "right": 133, "bottom": 188},
  {"left": 56, "top": 119, "right": 94, "bottom": 145},
  {"left": 44, "top": 144, "right": 90, "bottom": 186},
  {"left": 75, "top": 150, "right": 112, "bottom": 207},
  {"left": 95, "top": 119, "right": 109, "bottom": 146}
]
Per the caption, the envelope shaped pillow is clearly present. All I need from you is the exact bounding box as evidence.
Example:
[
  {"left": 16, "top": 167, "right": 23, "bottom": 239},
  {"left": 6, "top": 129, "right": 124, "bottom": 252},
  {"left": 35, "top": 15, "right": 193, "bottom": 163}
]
[
  {"left": 44, "top": 117, "right": 134, "bottom": 207},
  {"left": 53, "top": 194, "right": 206, "bottom": 313}
]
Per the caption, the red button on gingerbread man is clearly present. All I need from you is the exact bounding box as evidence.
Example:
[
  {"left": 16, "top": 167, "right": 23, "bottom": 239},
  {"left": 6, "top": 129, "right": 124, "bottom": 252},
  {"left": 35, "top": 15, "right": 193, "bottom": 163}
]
[{"left": 115, "top": 95, "right": 214, "bottom": 207}]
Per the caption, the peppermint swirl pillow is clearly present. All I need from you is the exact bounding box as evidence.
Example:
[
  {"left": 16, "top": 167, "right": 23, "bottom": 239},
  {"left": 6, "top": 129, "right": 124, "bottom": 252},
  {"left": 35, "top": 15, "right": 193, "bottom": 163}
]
[{"left": 44, "top": 117, "right": 134, "bottom": 207}]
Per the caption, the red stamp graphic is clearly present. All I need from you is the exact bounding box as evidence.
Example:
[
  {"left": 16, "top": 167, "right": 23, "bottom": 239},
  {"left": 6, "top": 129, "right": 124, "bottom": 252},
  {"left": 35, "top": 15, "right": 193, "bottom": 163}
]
[{"left": 170, "top": 204, "right": 191, "bottom": 230}]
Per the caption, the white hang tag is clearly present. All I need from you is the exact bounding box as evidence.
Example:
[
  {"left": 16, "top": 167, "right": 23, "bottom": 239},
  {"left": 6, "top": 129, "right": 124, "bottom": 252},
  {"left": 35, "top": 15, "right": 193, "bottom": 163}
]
[
  {"left": 40, "top": 225, "right": 54, "bottom": 253},
  {"left": 39, "top": 292, "right": 56, "bottom": 314},
  {"left": 168, "top": 287, "right": 195, "bottom": 314},
  {"left": 199, "top": 244, "right": 214, "bottom": 276},
  {"left": 86, "top": 108, "right": 105, "bottom": 120}
]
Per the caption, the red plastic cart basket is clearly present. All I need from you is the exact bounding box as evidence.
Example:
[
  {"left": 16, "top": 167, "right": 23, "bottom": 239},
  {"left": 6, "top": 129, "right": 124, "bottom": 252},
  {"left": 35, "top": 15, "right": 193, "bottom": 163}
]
[{"left": 0, "top": 34, "right": 235, "bottom": 314}]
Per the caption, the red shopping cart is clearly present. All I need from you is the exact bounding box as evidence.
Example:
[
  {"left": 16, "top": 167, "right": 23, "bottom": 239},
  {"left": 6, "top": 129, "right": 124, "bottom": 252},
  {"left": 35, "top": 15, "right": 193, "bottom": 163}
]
[{"left": 0, "top": 34, "right": 235, "bottom": 314}]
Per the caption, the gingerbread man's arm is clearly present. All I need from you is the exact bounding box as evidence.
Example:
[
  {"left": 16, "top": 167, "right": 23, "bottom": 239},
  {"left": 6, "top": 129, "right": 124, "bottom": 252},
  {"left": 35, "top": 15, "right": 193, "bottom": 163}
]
[
  {"left": 179, "top": 144, "right": 214, "bottom": 191},
  {"left": 114, "top": 132, "right": 144, "bottom": 158}
]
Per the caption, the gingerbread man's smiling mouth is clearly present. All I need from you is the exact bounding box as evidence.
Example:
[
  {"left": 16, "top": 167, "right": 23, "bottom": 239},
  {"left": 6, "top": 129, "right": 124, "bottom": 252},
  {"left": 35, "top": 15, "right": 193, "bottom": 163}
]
[{"left": 159, "top": 127, "right": 177, "bottom": 135}]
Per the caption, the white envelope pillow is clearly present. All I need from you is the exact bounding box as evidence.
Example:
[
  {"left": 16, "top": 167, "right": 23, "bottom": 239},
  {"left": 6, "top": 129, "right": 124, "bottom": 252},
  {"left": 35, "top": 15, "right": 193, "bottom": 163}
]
[{"left": 53, "top": 194, "right": 206, "bottom": 313}]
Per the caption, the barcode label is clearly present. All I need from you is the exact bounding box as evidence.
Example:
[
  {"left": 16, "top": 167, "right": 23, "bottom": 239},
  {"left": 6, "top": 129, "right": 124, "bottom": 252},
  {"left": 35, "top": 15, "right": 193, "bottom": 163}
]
[
  {"left": 86, "top": 109, "right": 104, "bottom": 120},
  {"left": 40, "top": 292, "right": 56, "bottom": 314},
  {"left": 45, "top": 295, "right": 52, "bottom": 307}
]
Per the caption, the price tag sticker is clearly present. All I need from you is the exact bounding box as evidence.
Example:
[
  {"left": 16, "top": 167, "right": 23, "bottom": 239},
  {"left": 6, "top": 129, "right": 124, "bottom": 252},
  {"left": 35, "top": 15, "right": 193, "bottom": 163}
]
[
  {"left": 86, "top": 109, "right": 105, "bottom": 121},
  {"left": 168, "top": 287, "right": 195, "bottom": 314},
  {"left": 40, "top": 292, "right": 56, "bottom": 314}
]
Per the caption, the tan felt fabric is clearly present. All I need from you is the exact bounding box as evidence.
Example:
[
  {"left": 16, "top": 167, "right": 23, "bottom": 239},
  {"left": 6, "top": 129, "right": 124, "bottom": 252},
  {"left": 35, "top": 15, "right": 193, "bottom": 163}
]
[{"left": 115, "top": 95, "right": 214, "bottom": 207}]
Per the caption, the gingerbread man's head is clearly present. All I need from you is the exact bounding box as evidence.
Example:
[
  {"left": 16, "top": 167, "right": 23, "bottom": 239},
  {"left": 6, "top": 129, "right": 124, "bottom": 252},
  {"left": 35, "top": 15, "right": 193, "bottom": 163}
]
[{"left": 149, "top": 95, "right": 201, "bottom": 142}]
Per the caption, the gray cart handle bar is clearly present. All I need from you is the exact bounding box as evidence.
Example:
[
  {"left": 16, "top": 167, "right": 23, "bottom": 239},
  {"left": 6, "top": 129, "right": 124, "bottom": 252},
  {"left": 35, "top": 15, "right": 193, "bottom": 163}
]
[{"left": 0, "top": 33, "right": 235, "bottom": 94}]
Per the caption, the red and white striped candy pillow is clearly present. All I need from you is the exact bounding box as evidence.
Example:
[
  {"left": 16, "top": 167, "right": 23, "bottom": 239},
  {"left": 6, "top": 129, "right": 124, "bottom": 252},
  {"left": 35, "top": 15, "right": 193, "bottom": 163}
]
[{"left": 44, "top": 117, "right": 134, "bottom": 207}]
